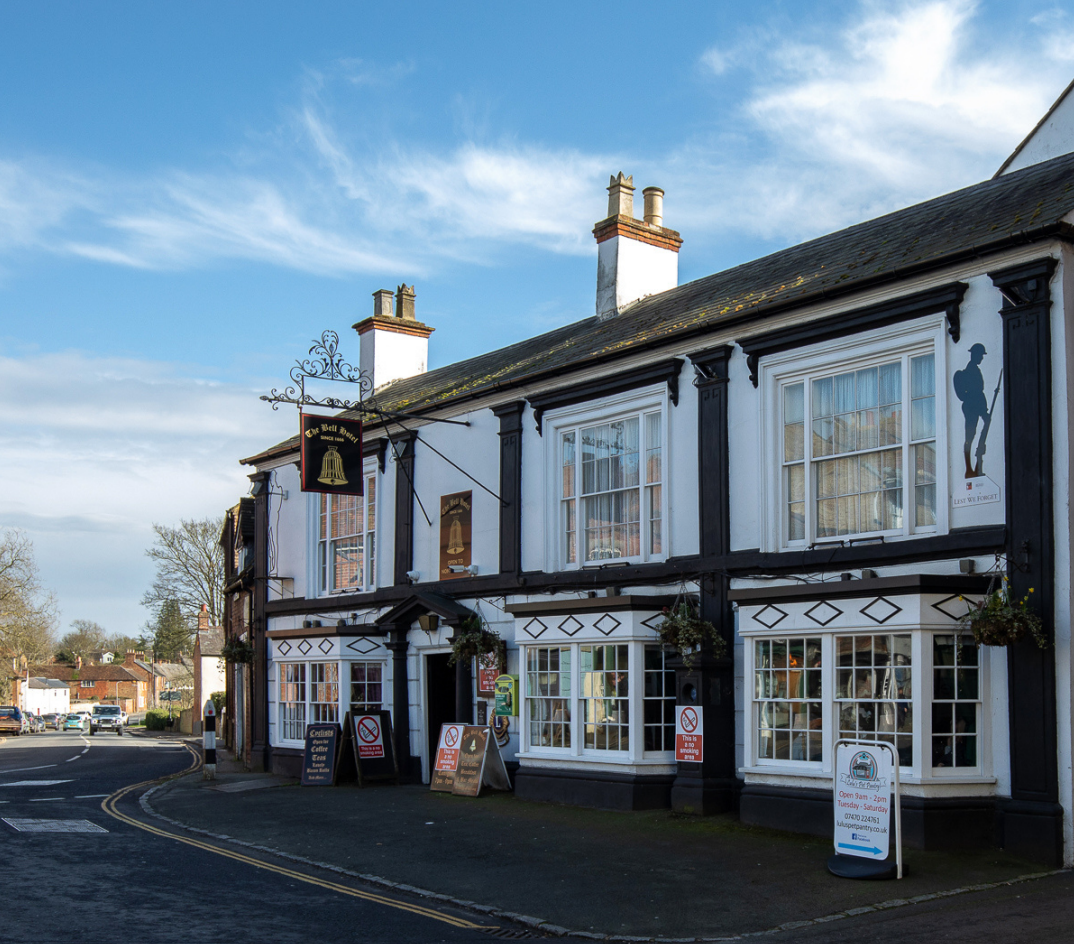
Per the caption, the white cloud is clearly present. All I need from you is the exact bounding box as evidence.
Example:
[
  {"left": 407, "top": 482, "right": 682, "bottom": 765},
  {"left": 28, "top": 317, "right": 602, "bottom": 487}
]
[{"left": 0, "top": 348, "right": 295, "bottom": 630}]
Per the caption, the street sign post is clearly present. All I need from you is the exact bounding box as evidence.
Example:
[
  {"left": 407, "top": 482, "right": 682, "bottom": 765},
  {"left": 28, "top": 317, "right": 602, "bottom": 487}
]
[{"left": 829, "top": 738, "right": 903, "bottom": 880}]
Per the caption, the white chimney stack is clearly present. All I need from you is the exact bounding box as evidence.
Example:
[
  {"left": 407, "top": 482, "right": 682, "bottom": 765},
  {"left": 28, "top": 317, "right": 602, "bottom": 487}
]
[
  {"left": 354, "top": 285, "right": 434, "bottom": 391},
  {"left": 593, "top": 173, "right": 681, "bottom": 320}
]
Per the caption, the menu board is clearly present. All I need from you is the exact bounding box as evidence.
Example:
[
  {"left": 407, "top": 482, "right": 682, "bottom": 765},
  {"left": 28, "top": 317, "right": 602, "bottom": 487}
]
[{"left": 301, "top": 723, "right": 341, "bottom": 786}]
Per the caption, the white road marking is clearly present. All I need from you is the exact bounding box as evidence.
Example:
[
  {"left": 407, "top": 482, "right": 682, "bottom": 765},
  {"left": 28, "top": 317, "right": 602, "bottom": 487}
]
[
  {"left": 0, "top": 764, "right": 58, "bottom": 774},
  {"left": 3, "top": 818, "right": 108, "bottom": 833},
  {"left": 0, "top": 780, "right": 74, "bottom": 787},
  {"left": 75, "top": 794, "right": 110, "bottom": 799},
  {"left": 29, "top": 797, "right": 65, "bottom": 802}
]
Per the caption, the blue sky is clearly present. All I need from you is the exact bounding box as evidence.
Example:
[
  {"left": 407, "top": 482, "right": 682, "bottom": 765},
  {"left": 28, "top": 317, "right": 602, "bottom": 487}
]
[{"left": 2, "top": 0, "right": 1072, "bottom": 637}]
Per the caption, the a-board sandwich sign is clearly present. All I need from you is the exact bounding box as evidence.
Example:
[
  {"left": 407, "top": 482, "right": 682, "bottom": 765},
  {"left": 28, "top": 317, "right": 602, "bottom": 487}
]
[
  {"left": 430, "top": 722, "right": 465, "bottom": 792},
  {"left": 301, "top": 723, "right": 342, "bottom": 786},
  {"left": 341, "top": 710, "right": 400, "bottom": 787},
  {"left": 675, "top": 705, "right": 704, "bottom": 763},
  {"left": 833, "top": 742, "right": 894, "bottom": 861},
  {"left": 431, "top": 725, "right": 512, "bottom": 797}
]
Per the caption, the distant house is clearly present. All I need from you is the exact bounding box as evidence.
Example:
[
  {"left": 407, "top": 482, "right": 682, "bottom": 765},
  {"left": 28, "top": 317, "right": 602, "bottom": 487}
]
[
  {"left": 27, "top": 660, "right": 147, "bottom": 714},
  {"left": 17, "top": 677, "right": 70, "bottom": 717},
  {"left": 193, "top": 612, "right": 226, "bottom": 724}
]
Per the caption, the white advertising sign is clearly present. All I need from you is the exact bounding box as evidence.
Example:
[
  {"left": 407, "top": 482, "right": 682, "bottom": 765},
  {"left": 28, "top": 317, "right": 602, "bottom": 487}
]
[
  {"left": 353, "top": 714, "right": 385, "bottom": 759},
  {"left": 675, "top": 705, "right": 704, "bottom": 763},
  {"left": 833, "top": 743, "right": 893, "bottom": 860}
]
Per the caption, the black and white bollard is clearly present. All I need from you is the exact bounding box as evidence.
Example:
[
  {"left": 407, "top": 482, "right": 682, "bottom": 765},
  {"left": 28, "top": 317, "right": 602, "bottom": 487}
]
[{"left": 202, "top": 699, "right": 216, "bottom": 781}]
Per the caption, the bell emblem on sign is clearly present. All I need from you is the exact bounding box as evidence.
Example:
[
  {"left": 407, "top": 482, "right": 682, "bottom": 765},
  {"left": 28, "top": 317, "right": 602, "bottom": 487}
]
[
  {"left": 317, "top": 445, "right": 349, "bottom": 486},
  {"left": 447, "top": 516, "right": 464, "bottom": 555}
]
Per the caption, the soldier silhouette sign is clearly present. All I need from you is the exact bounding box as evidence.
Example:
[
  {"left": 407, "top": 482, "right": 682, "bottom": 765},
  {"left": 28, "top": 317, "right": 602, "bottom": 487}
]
[{"left": 953, "top": 343, "right": 1001, "bottom": 479}]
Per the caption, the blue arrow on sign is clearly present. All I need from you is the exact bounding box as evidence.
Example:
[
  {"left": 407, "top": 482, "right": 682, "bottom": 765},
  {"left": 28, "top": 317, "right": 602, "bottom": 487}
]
[{"left": 838, "top": 841, "right": 883, "bottom": 856}]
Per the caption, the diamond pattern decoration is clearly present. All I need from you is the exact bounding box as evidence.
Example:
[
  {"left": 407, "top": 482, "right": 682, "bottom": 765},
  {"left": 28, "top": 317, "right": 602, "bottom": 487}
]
[
  {"left": 318, "top": 639, "right": 334, "bottom": 654},
  {"left": 640, "top": 613, "right": 665, "bottom": 631},
  {"left": 860, "top": 597, "right": 903, "bottom": 625},
  {"left": 594, "top": 614, "right": 622, "bottom": 636},
  {"left": 522, "top": 618, "right": 548, "bottom": 639},
  {"left": 346, "top": 637, "right": 381, "bottom": 655},
  {"left": 277, "top": 641, "right": 292, "bottom": 655},
  {"left": 804, "top": 601, "right": 844, "bottom": 627},
  {"left": 557, "top": 616, "right": 583, "bottom": 637},
  {"left": 752, "top": 605, "right": 789, "bottom": 630},
  {"left": 297, "top": 639, "right": 312, "bottom": 655},
  {"left": 931, "top": 594, "right": 973, "bottom": 622}
]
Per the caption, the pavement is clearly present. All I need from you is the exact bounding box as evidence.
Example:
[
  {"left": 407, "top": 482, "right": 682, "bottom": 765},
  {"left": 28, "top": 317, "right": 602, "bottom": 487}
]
[{"left": 140, "top": 735, "right": 1072, "bottom": 942}]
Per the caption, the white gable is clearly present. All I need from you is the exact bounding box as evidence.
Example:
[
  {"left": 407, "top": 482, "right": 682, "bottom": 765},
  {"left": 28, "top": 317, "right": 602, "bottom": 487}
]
[{"left": 997, "top": 78, "right": 1074, "bottom": 177}]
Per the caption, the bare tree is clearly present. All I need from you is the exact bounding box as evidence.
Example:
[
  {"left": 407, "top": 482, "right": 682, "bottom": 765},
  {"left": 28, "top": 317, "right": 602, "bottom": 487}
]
[
  {"left": 0, "top": 530, "right": 58, "bottom": 699},
  {"left": 56, "top": 619, "right": 111, "bottom": 663},
  {"left": 142, "top": 518, "right": 225, "bottom": 626}
]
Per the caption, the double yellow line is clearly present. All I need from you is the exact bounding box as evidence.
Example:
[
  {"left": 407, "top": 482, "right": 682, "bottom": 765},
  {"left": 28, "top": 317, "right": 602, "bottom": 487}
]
[{"left": 101, "top": 744, "right": 492, "bottom": 932}]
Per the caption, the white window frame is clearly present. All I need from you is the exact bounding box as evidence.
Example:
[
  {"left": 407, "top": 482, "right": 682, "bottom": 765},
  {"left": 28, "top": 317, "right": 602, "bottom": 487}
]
[
  {"left": 741, "top": 626, "right": 989, "bottom": 784},
  {"left": 544, "top": 387, "right": 669, "bottom": 571},
  {"left": 274, "top": 658, "right": 390, "bottom": 746},
  {"left": 759, "top": 319, "right": 949, "bottom": 553},
  {"left": 310, "top": 459, "right": 378, "bottom": 596},
  {"left": 519, "top": 640, "right": 675, "bottom": 763}
]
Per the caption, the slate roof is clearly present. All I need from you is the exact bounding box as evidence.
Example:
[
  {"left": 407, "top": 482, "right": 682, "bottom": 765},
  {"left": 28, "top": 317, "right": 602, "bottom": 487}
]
[
  {"left": 27, "top": 664, "right": 139, "bottom": 682},
  {"left": 196, "top": 627, "right": 225, "bottom": 657},
  {"left": 245, "top": 150, "right": 1074, "bottom": 465}
]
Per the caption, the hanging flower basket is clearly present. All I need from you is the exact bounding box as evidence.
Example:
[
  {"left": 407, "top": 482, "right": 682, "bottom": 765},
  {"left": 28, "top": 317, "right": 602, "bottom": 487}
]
[
  {"left": 657, "top": 601, "right": 727, "bottom": 669},
  {"left": 449, "top": 615, "right": 505, "bottom": 666},
  {"left": 221, "top": 636, "right": 255, "bottom": 664},
  {"left": 959, "top": 578, "right": 1047, "bottom": 649}
]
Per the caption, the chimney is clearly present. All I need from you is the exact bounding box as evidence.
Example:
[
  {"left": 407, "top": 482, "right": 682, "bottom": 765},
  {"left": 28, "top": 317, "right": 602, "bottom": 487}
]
[
  {"left": 593, "top": 173, "right": 682, "bottom": 320},
  {"left": 354, "top": 284, "right": 434, "bottom": 391},
  {"left": 124, "top": 650, "right": 137, "bottom": 668},
  {"left": 198, "top": 604, "right": 209, "bottom": 631}
]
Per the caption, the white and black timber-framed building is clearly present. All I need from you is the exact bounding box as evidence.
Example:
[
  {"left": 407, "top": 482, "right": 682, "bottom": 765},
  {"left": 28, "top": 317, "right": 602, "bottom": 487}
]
[{"left": 228, "top": 91, "right": 1074, "bottom": 867}]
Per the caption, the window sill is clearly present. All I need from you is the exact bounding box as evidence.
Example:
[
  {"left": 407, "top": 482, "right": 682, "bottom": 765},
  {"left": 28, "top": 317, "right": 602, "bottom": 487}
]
[
  {"left": 518, "top": 754, "right": 677, "bottom": 776},
  {"left": 742, "top": 765, "right": 998, "bottom": 796}
]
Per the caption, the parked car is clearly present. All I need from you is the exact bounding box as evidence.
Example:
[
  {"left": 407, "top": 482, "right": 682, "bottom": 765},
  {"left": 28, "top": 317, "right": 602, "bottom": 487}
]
[
  {"left": 63, "top": 712, "right": 86, "bottom": 732},
  {"left": 90, "top": 704, "right": 124, "bottom": 736},
  {"left": 40, "top": 713, "right": 61, "bottom": 730},
  {"left": 0, "top": 706, "right": 23, "bottom": 737},
  {"left": 26, "top": 712, "right": 46, "bottom": 733}
]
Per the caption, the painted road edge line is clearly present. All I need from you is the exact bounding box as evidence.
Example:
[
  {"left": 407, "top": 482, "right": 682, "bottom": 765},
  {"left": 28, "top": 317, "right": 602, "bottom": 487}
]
[{"left": 103, "top": 754, "right": 491, "bottom": 932}]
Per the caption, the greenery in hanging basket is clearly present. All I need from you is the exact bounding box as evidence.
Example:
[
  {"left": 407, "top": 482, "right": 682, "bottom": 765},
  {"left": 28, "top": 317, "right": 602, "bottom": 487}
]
[
  {"left": 657, "top": 601, "right": 726, "bottom": 669},
  {"left": 220, "top": 635, "right": 254, "bottom": 664},
  {"left": 449, "top": 616, "right": 505, "bottom": 666},
  {"left": 959, "top": 578, "right": 1047, "bottom": 649}
]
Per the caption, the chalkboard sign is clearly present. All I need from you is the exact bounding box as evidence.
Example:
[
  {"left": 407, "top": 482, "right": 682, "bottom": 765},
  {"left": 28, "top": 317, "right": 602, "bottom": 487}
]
[
  {"left": 301, "top": 723, "right": 341, "bottom": 786},
  {"left": 450, "top": 725, "right": 512, "bottom": 797},
  {"left": 341, "top": 710, "right": 400, "bottom": 787}
]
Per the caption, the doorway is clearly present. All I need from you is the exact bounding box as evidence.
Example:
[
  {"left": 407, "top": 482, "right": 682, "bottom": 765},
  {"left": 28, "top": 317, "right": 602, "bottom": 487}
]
[{"left": 425, "top": 653, "right": 456, "bottom": 775}]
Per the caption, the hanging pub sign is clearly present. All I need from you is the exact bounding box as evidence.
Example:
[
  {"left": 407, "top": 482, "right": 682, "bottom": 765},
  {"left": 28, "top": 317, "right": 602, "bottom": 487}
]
[
  {"left": 300, "top": 414, "right": 364, "bottom": 495},
  {"left": 439, "top": 490, "right": 472, "bottom": 580}
]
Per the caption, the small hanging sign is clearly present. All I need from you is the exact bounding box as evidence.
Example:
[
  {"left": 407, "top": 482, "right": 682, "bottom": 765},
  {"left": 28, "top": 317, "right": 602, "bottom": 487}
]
[{"left": 300, "top": 414, "right": 364, "bottom": 495}]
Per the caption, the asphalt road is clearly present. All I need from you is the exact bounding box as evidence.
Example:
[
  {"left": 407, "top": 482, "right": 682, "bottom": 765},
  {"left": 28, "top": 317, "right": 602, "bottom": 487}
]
[{"left": 0, "top": 731, "right": 505, "bottom": 944}]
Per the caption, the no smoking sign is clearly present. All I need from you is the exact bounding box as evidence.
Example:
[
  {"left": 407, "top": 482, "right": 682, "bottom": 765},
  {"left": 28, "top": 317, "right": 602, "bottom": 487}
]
[
  {"left": 675, "top": 706, "right": 704, "bottom": 763},
  {"left": 354, "top": 714, "right": 385, "bottom": 759},
  {"left": 435, "top": 723, "right": 464, "bottom": 772}
]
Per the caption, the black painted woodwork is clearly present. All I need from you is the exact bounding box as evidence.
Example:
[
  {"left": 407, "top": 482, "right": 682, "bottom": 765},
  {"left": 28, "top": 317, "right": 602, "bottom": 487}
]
[
  {"left": 392, "top": 431, "right": 417, "bottom": 587},
  {"left": 671, "top": 346, "right": 737, "bottom": 815},
  {"left": 527, "top": 357, "right": 683, "bottom": 433},
  {"left": 425, "top": 652, "right": 456, "bottom": 773},
  {"left": 384, "top": 626, "right": 418, "bottom": 779},
  {"left": 514, "top": 767, "right": 675, "bottom": 811},
  {"left": 989, "top": 257, "right": 1062, "bottom": 864},
  {"left": 493, "top": 401, "right": 525, "bottom": 575},
  {"left": 263, "top": 525, "right": 1007, "bottom": 618},
  {"left": 248, "top": 470, "right": 271, "bottom": 771},
  {"left": 738, "top": 282, "right": 968, "bottom": 386},
  {"left": 729, "top": 573, "right": 992, "bottom": 604},
  {"left": 363, "top": 437, "right": 389, "bottom": 473}
]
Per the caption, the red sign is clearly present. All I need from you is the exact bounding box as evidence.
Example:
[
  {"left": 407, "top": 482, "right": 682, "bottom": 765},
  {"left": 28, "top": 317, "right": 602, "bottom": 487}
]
[
  {"left": 354, "top": 714, "right": 385, "bottom": 759},
  {"left": 435, "top": 723, "right": 464, "bottom": 772},
  {"left": 675, "top": 706, "right": 704, "bottom": 763},
  {"left": 477, "top": 653, "right": 500, "bottom": 694}
]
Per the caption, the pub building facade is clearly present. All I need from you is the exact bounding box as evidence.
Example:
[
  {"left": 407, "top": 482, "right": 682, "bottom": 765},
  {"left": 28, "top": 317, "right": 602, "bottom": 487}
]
[{"left": 232, "top": 91, "right": 1074, "bottom": 866}]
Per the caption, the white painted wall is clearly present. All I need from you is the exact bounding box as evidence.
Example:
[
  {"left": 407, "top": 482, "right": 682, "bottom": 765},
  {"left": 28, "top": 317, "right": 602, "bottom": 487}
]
[
  {"left": 596, "top": 235, "right": 678, "bottom": 319},
  {"left": 1001, "top": 85, "right": 1074, "bottom": 176},
  {"left": 360, "top": 327, "right": 429, "bottom": 391},
  {"left": 269, "top": 461, "right": 305, "bottom": 601}
]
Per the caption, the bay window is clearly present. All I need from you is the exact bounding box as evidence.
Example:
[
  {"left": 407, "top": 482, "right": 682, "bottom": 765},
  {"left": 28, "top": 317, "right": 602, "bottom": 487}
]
[
  {"left": 276, "top": 658, "right": 388, "bottom": 744},
  {"left": 523, "top": 642, "right": 674, "bottom": 759}
]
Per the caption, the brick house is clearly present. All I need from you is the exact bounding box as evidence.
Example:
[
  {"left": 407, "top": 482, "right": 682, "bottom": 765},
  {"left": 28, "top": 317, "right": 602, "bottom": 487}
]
[{"left": 29, "top": 660, "right": 147, "bottom": 714}]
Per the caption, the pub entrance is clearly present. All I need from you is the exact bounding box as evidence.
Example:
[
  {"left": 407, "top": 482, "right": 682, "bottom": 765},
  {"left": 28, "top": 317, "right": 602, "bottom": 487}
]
[{"left": 425, "top": 652, "right": 455, "bottom": 777}]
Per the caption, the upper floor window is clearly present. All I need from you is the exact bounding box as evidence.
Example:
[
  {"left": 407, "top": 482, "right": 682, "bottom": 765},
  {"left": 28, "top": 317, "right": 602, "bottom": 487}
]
[
  {"left": 776, "top": 339, "right": 940, "bottom": 548},
  {"left": 317, "top": 473, "right": 376, "bottom": 593},
  {"left": 559, "top": 410, "right": 663, "bottom": 566}
]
